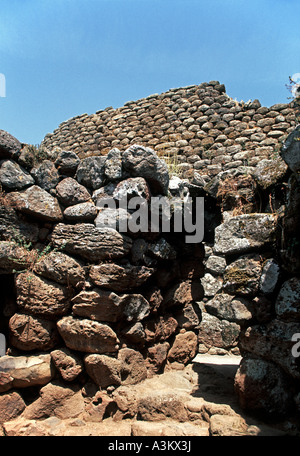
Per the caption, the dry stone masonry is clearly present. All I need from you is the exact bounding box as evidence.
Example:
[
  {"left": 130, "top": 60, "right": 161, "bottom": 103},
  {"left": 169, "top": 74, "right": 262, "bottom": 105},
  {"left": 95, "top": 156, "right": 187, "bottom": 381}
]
[{"left": 0, "top": 81, "right": 299, "bottom": 436}]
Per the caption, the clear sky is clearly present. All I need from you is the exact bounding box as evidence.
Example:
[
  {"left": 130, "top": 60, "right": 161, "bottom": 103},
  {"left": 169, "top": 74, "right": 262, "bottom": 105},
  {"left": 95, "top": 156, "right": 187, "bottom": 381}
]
[{"left": 0, "top": 0, "right": 299, "bottom": 145}]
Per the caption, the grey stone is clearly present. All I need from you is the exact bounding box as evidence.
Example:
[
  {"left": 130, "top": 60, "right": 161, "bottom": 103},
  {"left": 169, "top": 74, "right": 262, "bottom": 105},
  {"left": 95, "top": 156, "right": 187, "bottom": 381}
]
[
  {"left": 55, "top": 150, "right": 80, "bottom": 176},
  {"left": 201, "top": 273, "right": 223, "bottom": 297},
  {"left": 205, "top": 255, "right": 226, "bottom": 275},
  {"left": 197, "top": 311, "right": 240, "bottom": 350},
  {"left": 94, "top": 207, "right": 130, "bottom": 231},
  {"left": 75, "top": 156, "right": 106, "bottom": 190},
  {"left": 259, "top": 259, "right": 280, "bottom": 294},
  {"left": 104, "top": 148, "right": 123, "bottom": 181},
  {"left": 0, "top": 160, "right": 34, "bottom": 190},
  {"left": 0, "top": 130, "right": 22, "bottom": 160},
  {"left": 214, "top": 213, "right": 277, "bottom": 256},
  {"left": 148, "top": 238, "right": 177, "bottom": 260},
  {"left": 56, "top": 177, "right": 91, "bottom": 207},
  {"left": 50, "top": 223, "right": 132, "bottom": 262},
  {"left": 205, "top": 293, "right": 253, "bottom": 324},
  {"left": 275, "top": 277, "right": 300, "bottom": 321},
  {"left": 280, "top": 125, "right": 300, "bottom": 173},
  {"left": 122, "top": 145, "right": 169, "bottom": 195},
  {"left": 252, "top": 158, "right": 288, "bottom": 189},
  {"left": 63, "top": 202, "right": 97, "bottom": 222},
  {"left": 31, "top": 160, "right": 60, "bottom": 191}
]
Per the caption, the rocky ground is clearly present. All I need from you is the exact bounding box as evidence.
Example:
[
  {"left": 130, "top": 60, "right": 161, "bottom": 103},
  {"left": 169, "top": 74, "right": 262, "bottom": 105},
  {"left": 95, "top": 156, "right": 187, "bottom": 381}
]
[{"left": 1, "top": 355, "right": 297, "bottom": 437}]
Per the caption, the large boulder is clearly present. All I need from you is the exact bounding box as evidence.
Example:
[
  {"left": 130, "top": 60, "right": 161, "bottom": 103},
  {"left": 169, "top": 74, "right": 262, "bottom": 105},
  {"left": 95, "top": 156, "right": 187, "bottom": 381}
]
[
  {"left": 275, "top": 277, "right": 300, "bottom": 322},
  {"left": 75, "top": 156, "right": 106, "bottom": 190},
  {"left": 239, "top": 319, "right": 300, "bottom": 379},
  {"left": 9, "top": 313, "right": 60, "bottom": 351},
  {"left": 0, "top": 354, "right": 53, "bottom": 392},
  {"left": 0, "top": 160, "right": 34, "bottom": 190},
  {"left": 55, "top": 177, "right": 91, "bottom": 206},
  {"left": 30, "top": 160, "right": 60, "bottom": 191},
  {"left": 50, "top": 224, "right": 132, "bottom": 261},
  {"left": 214, "top": 213, "right": 277, "bottom": 256},
  {"left": 280, "top": 124, "right": 300, "bottom": 173},
  {"left": 89, "top": 262, "right": 154, "bottom": 292},
  {"left": 5, "top": 185, "right": 63, "bottom": 222},
  {"left": 15, "top": 272, "right": 72, "bottom": 319},
  {"left": 122, "top": 145, "right": 169, "bottom": 195},
  {"left": 0, "top": 130, "right": 22, "bottom": 159},
  {"left": 57, "top": 316, "right": 120, "bottom": 354},
  {"left": 34, "top": 251, "right": 86, "bottom": 287},
  {"left": 234, "top": 357, "right": 293, "bottom": 416}
]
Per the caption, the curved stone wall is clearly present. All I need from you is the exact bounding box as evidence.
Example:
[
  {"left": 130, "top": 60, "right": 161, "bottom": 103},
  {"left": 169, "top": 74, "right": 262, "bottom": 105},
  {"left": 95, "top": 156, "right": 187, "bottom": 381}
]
[{"left": 41, "top": 81, "right": 296, "bottom": 180}]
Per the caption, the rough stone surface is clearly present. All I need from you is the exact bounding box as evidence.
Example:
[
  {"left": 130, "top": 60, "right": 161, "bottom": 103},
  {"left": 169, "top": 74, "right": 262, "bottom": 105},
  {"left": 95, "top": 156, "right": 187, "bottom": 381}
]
[
  {"left": 0, "top": 160, "right": 35, "bottom": 190},
  {"left": 234, "top": 357, "right": 293, "bottom": 416},
  {"left": 15, "top": 272, "right": 72, "bottom": 319},
  {"left": 34, "top": 251, "right": 86, "bottom": 287},
  {"left": 0, "top": 392, "right": 26, "bottom": 424},
  {"left": 167, "top": 331, "right": 198, "bottom": 365},
  {"left": 0, "top": 129, "right": 22, "bottom": 159},
  {"left": 122, "top": 145, "right": 169, "bottom": 195},
  {"left": 275, "top": 277, "right": 300, "bottom": 322},
  {"left": 5, "top": 185, "right": 63, "bottom": 222},
  {"left": 223, "top": 254, "right": 263, "bottom": 296},
  {"left": 214, "top": 214, "right": 277, "bottom": 255},
  {"left": 30, "top": 160, "right": 60, "bottom": 191},
  {"left": 9, "top": 313, "right": 60, "bottom": 351},
  {"left": 0, "top": 354, "right": 53, "bottom": 391},
  {"left": 57, "top": 316, "right": 120, "bottom": 354},
  {"left": 55, "top": 177, "right": 91, "bottom": 207},
  {"left": 50, "top": 224, "right": 132, "bottom": 261},
  {"left": 75, "top": 156, "right": 106, "bottom": 189},
  {"left": 280, "top": 124, "right": 300, "bottom": 173},
  {"left": 63, "top": 202, "right": 98, "bottom": 222},
  {"left": 50, "top": 348, "right": 83, "bottom": 381},
  {"left": 84, "top": 354, "right": 122, "bottom": 388},
  {"left": 89, "top": 262, "right": 154, "bottom": 291}
]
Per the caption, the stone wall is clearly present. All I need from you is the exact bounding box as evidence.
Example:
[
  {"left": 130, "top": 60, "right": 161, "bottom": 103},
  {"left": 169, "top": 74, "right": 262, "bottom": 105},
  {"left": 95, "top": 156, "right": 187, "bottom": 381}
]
[
  {"left": 0, "top": 133, "right": 207, "bottom": 427},
  {"left": 41, "top": 81, "right": 297, "bottom": 182},
  {"left": 0, "top": 80, "right": 299, "bottom": 430}
]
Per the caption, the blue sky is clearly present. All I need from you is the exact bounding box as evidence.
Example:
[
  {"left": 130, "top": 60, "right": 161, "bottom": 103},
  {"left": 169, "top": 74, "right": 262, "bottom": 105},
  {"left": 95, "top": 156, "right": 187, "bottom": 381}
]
[{"left": 0, "top": 0, "right": 299, "bottom": 145}]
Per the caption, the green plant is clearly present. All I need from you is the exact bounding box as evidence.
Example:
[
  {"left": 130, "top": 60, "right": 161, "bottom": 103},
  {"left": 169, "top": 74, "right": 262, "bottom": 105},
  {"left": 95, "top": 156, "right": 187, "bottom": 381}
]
[{"left": 9, "top": 233, "right": 65, "bottom": 280}]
